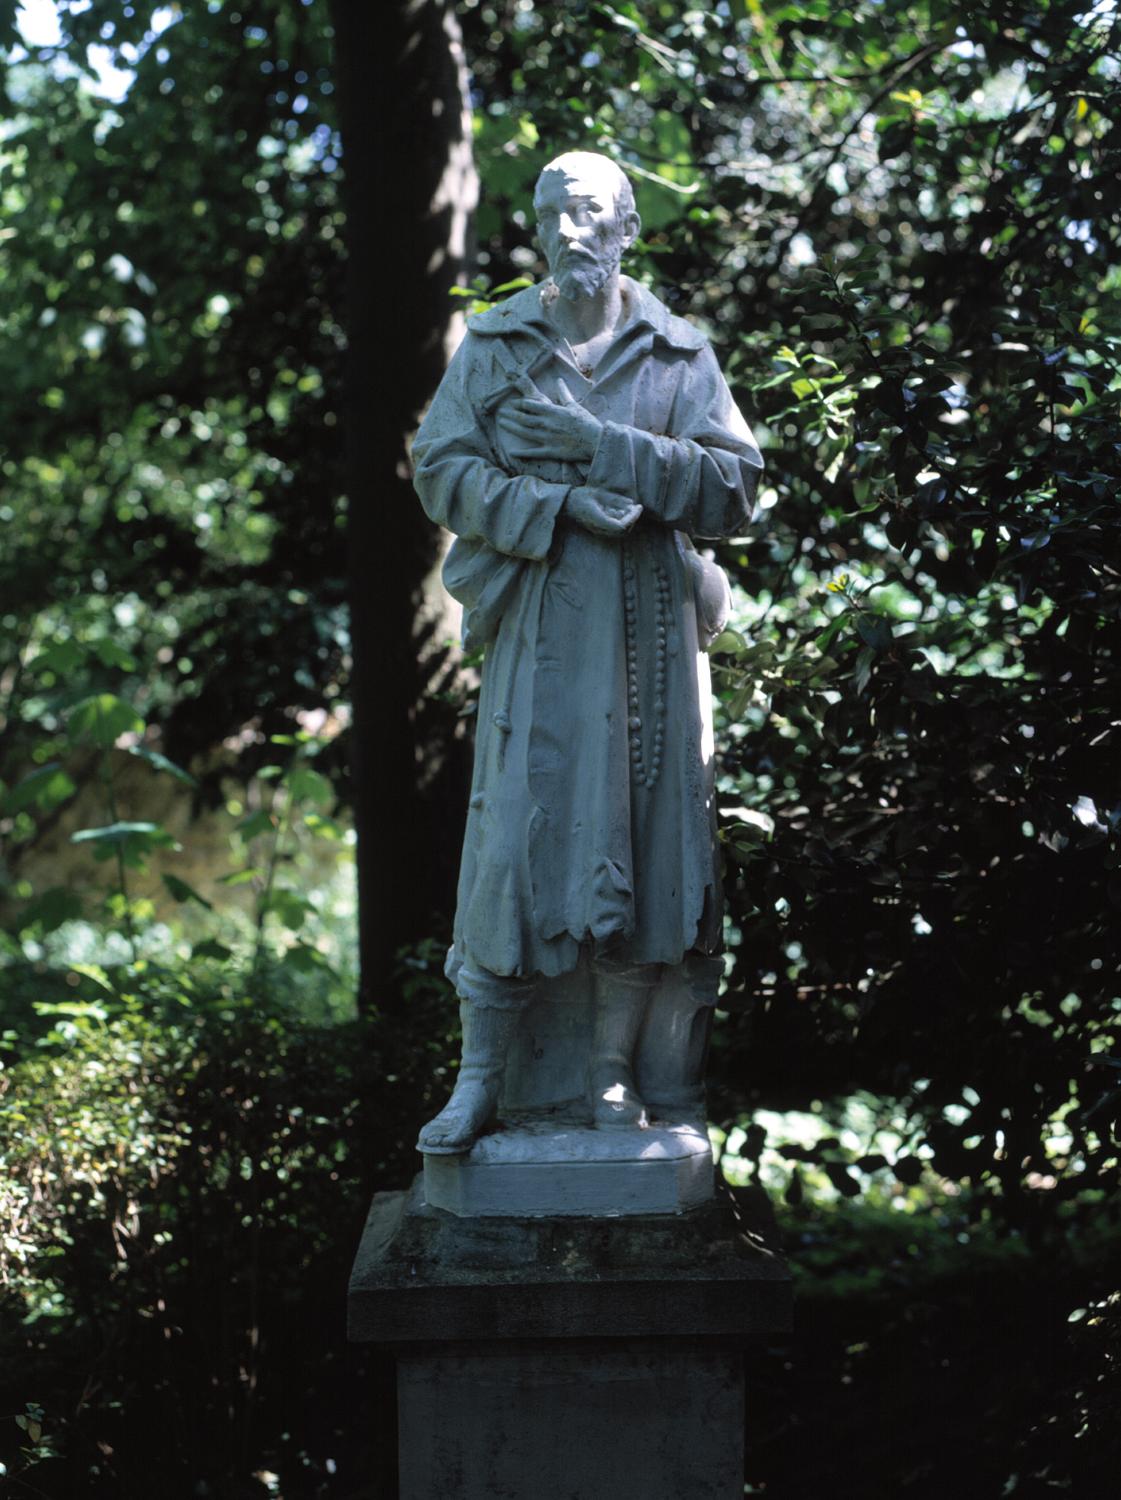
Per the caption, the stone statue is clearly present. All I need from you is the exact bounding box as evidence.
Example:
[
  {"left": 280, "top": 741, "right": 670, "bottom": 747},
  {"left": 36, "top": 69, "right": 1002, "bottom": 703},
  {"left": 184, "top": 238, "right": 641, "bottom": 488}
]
[{"left": 412, "top": 151, "right": 763, "bottom": 1172}]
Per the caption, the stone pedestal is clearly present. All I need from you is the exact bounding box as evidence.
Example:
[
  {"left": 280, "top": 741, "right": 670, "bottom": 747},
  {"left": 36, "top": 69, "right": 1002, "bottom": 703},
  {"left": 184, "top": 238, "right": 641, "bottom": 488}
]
[{"left": 348, "top": 1178, "right": 791, "bottom": 1500}]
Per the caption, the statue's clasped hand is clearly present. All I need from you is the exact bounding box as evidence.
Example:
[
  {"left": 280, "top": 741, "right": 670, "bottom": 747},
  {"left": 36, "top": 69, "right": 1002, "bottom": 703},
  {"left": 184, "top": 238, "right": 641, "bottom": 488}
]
[
  {"left": 496, "top": 379, "right": 603, "bottom": 465},
  {"left": 564, "top": 486, "right": 642, "bottom": 538}
]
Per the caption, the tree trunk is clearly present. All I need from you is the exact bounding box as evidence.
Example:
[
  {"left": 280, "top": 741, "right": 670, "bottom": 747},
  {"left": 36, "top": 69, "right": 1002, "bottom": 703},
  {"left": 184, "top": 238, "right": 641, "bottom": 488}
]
[{"left": 329, "top": 0, "right": 478, "bottom": 1011}]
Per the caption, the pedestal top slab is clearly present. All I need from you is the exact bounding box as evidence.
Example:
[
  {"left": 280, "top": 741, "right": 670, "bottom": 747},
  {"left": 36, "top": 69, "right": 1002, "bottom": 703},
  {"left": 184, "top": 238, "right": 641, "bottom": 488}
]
[
  {"left": 348, "top": 1177, "right": 791, "bottom": 1346},
  {"left": 468, "top": 1113, "right": 711, "bottom": 1163},
  {"left": 423, "top": 1114, "right": 715, "bottom": 1218}
]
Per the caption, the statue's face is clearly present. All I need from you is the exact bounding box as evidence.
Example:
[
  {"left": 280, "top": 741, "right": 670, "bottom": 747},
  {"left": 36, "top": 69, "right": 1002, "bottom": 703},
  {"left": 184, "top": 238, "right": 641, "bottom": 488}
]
[{"left": 534, "top": 163, "right": 636, "bottom": 300}]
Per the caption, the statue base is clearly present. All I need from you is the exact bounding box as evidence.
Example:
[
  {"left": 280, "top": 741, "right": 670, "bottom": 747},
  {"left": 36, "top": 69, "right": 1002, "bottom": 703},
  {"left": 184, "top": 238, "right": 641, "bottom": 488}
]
[
  {"left": 348, "top": 1178, "right": 791, "bottom": 1500},
  {"left": 422, "top": 1110, "right": 714, "bottom": 1218}
]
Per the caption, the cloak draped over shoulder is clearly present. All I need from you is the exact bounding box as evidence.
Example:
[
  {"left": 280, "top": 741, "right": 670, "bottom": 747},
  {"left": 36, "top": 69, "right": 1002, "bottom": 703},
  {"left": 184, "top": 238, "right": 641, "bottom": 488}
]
[{"left": 411, "top": 277, "right": 763, "bottom": 980}]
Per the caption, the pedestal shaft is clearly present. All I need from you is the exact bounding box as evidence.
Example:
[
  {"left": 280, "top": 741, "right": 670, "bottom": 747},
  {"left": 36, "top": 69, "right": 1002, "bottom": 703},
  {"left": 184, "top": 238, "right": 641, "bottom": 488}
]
[{"left": 398, "top": 1341, "right": 743, "bottom": 1500}]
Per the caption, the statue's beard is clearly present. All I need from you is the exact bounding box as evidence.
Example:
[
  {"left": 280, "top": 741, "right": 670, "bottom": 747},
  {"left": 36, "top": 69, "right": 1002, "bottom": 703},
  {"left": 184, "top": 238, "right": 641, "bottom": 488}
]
[
  {"left": 556, "top": 260, "right": 609, "bottom": 299},
  {"left": 553, "top": 243, "right": 623, "bottom": 301}
]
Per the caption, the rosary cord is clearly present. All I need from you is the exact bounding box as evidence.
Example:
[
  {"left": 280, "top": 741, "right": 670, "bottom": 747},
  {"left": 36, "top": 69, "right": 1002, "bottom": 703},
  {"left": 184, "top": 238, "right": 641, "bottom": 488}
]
[{"left": 623, "top": 543, "right": 669, "bottom": 791}]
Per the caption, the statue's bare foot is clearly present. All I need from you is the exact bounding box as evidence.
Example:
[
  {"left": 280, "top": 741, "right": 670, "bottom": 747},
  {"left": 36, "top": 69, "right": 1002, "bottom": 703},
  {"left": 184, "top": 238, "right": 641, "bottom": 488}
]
[
  {"left": 589, "top": 1063, "right": 648, "bottom": 1130},
  {"left": 417, "top": 1077, "right": 499, "bottom": 1155}
]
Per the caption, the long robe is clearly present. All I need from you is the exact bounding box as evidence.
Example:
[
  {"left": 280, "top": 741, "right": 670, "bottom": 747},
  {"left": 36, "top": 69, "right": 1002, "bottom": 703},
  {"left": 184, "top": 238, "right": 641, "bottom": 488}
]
[{"left": 412, "top": 277, "right": 763, "bottom": 981}]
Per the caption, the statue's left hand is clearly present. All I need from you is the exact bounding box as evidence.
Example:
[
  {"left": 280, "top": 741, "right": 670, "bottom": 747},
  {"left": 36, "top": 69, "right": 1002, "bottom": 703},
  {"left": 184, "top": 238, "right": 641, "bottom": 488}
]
[{"left": 496, "top": 380, "right": 602, "bottom": 464}]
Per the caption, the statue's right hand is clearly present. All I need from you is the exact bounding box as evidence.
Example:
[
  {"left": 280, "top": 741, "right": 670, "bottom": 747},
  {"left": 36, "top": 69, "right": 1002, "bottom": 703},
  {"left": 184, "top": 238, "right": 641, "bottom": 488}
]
[{"left": 565, "top": 486, "right": 642, "bottom": 538}]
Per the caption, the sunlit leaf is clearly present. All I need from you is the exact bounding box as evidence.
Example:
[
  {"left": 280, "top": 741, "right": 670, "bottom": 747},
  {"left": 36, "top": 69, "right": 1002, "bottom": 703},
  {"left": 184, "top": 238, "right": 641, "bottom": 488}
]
[{"left": 68, "top": 694, "right": 144, "bottom": 747}]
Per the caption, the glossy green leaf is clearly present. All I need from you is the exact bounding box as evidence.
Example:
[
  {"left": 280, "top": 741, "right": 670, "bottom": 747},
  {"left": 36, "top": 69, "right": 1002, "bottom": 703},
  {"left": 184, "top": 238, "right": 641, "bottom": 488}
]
[
  {"left": 162, "top": 874, "right": 213, "bottom": 910},
  {"left": 129, "top": 745, "right": 197, "bottom": 786},
  {"left": 286, "top": 766, "right": 333, "bottom": 807}
]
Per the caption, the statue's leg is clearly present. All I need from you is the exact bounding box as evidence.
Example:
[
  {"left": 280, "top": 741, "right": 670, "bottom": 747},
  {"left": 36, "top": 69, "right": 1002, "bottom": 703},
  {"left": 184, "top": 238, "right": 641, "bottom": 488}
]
[
  {"left": 416, "top": 966, "right": 531, "bottom": 1155},
  {"left": 587, "top": 958, "right": 661, "bottom": 1129},
  {"left": 636, "top": 951, "right": 723, "bottom": 1132}
]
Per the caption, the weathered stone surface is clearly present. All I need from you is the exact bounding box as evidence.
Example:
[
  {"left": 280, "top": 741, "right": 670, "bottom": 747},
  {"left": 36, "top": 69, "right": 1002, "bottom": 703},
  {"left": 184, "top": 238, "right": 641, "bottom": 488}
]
[
  {"left": 347, "top": 1177, "right": 790, "bottom": 1345},
  {"left": 349, "top": 1179, "right": 789, "bottom": 1499}
]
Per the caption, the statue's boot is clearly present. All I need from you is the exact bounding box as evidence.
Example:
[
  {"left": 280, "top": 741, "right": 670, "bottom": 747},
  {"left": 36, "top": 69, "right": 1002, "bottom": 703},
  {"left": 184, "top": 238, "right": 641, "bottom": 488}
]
[
  {"left": 588, "top": 970, "right": 653, "bottom": 1130},
  {"left": 416, "top": 1001, "right": 518, "bottom": 1154},
  {"left": 639, "top": 953, "right": 722, "bottom": 1133}
]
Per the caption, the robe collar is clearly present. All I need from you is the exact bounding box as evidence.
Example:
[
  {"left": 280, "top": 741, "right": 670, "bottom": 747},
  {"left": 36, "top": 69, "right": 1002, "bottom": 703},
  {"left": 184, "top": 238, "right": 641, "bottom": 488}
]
[{"left": 466, "top": 275, "right": 706, "bottom": 357}]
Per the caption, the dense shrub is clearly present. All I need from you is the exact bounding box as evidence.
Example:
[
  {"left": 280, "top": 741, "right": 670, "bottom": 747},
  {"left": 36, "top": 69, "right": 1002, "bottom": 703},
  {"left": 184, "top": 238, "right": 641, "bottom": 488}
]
[{"left": 0, "top": 945, "right": 457, "bottom": 1496}]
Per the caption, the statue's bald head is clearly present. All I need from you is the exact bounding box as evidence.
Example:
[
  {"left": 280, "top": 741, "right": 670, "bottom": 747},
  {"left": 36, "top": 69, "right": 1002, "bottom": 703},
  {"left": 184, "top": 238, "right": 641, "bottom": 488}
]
[
  {"left": 533, "top": 151, "right": 637, "bottom": 221},
  {"left": 532, "top": 152, "right": 640, "bottom": 300}
]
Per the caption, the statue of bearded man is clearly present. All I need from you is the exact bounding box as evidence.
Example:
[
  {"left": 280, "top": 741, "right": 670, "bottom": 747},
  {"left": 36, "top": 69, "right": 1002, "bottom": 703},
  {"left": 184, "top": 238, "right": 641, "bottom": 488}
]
[{"left": 412, "top": 151, "right": 763, "bottom": 1155}]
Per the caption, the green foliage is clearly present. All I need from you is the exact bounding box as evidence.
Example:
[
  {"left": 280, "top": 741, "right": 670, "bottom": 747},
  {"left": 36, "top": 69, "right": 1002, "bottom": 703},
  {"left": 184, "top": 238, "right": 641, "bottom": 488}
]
[
  {"left": 461, "top": 0, "right": 1121, "bottom": 1240},
  {"left": 0, "top": 0, "right": 349, "bottom": 880},
  {"left": 740, "top": 1190, "right": 1121, "bottom": 1499},
  {"left": 3, "top": 580, "right": 353, "bottom": 977}
]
